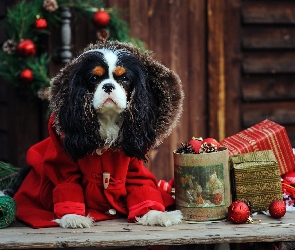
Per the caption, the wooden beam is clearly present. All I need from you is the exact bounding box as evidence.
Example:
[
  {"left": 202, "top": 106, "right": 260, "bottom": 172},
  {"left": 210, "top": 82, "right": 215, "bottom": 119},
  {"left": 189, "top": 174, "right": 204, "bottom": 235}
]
[
  {"left": 241, "top": 75, "right": 295, "bottom": 101},
  {"left": 242, "top": 27, "right": 295, "bottom": 49},
  {"left": 207, "top": 0, "right": 226, "bottom": 141},
  {"left": 242, "top": 101, "right": 295, "bottom": 127},
  {"left": 243, "top": 52, "right": 295, "bottom": 74},
  {"left": 241, "top": 2, "right": 295, "bottom": 24}
]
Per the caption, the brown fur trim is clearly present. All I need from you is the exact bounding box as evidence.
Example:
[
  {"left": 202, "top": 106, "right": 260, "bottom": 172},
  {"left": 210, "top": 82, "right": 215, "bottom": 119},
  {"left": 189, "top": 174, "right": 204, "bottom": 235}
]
[{"left": 49, "top": 41, "right": 184, "bottom": 148}]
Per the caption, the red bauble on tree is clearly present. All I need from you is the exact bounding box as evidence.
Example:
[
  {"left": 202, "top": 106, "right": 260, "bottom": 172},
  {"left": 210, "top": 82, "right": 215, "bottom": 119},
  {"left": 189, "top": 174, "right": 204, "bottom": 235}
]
[
  {"left": 19, "top": 69, "right": 34, "bottom": 83},
  {"left": 18, "top": 39, "right": 36, "bottom": 57},
  {"left": 228, "top": 201, "right": 251, "bottom": 223},
  {"left": 35, "top": 18, "right": 48, "bottom": 29},
  {"left": 93, "top": 10, "right": 110, "bottom": 28},
  {"left": 269, "top": 200, "right": 286, "bottom": 219}
]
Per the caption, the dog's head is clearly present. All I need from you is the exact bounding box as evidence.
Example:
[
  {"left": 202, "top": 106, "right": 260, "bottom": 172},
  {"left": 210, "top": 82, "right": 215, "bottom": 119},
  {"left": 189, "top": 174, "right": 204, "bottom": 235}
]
[{"left": 50, "top": 41, "right": 184, "bottom": 162}]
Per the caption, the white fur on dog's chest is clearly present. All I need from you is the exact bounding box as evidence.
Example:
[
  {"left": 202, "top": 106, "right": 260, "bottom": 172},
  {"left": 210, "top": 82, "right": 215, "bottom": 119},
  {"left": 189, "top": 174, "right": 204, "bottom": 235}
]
[{"left": 97, "top": 110, "right": 122, "bottom": 145}]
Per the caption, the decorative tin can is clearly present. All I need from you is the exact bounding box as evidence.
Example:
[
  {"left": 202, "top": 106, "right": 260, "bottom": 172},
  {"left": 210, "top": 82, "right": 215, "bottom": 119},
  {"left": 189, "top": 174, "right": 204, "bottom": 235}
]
[{"left": 174, "top": 148, "right": 230, "bottom": 221}]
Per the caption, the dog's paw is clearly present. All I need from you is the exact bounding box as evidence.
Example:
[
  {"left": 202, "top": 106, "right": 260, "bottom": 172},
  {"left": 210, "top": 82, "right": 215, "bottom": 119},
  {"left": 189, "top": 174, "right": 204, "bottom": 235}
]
[
  {"left": 53, "top": 214, "right": 94, "bottom": 228},
  {"left": 136, "top": 210, "right": 183, "bottom": 227}
]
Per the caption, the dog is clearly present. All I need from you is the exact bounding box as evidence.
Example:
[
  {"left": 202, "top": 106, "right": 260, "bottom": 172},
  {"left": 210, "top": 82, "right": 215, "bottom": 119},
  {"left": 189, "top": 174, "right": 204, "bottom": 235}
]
[{"left": 13, "top": 41, "right": 184, "bottom": 228}]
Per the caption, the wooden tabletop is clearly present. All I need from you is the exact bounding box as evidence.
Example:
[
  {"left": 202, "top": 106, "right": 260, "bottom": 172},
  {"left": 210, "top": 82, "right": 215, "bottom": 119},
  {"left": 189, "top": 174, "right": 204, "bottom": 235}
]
[{"left": 1, "top": 211, "right": 295, "bottom": 249}]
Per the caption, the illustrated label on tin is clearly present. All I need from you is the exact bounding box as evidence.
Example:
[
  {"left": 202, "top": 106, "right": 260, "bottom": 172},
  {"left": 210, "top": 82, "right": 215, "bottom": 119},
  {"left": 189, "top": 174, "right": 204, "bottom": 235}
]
[{"left": 175, "top": 163, "right": 226, "bottom": 208}]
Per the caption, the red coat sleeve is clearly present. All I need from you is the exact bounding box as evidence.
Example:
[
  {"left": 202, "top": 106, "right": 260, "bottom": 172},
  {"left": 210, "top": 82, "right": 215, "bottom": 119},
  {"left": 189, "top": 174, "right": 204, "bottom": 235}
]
[
  {"left": 125, "top": 158, "right": 165, "bottom": 222},
  {"left": 42, "top": 116, "right": 85, "bottom": 218}
]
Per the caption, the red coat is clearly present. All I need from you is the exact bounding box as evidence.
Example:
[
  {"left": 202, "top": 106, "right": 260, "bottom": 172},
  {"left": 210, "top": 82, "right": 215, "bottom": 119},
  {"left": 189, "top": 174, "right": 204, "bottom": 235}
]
[{"left": 14, "top": 116, "right": 174, "bottom": 228}]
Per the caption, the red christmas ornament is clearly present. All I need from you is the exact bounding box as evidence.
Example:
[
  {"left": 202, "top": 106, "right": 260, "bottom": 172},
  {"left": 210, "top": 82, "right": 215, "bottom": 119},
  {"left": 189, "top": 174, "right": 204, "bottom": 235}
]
[
  {"left": 269, "top": 200, "right": 286, "bottom": 219},
  {"left": 35, "top": 18, "right": 48, "bottom": 29},
  {"left": 228, "top": 201, "right": 250, "bottom": 223},
  {"left": 18, "top": 39, "right": 36, "bottom": 57},
  {"left": 93, "top": 10, "right": 110, "bottom": 28},
  {"left": 202, "top": 138, "right": 220, "bottom": 148},
  {"left": 189, "top": 137, "right": 203, "bottom": 154},
  {"left": 19, "top": 69, "right": 34, "bottom": 83}
]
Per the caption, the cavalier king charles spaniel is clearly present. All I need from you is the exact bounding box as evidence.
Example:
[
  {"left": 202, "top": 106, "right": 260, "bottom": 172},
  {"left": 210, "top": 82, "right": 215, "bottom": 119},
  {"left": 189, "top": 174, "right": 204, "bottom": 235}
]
[{"left": 13, "top": 41, "right": 184, "bottom": 229}]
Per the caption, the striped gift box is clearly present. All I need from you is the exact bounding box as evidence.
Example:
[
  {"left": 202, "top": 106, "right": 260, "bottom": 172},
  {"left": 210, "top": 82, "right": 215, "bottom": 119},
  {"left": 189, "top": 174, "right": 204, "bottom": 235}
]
[{"left": 220, "top": 120, "right": 295, "bottom": 175}]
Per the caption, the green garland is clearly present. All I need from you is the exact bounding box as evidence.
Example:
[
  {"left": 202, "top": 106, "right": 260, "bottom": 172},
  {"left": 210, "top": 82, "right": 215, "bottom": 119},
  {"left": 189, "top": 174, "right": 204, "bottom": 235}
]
[
  {"left": 0, "top": 161, "right": 19, "bottom": 190},
  {"left": 0, "top": 0, "right": 143, "bottom": 99}
]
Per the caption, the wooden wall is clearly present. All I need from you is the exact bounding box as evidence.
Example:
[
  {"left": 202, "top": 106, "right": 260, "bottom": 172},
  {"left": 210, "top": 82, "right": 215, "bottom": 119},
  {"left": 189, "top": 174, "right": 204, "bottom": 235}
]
[
  {"left": 1, "top": 0, "right": 295, "bottom": 182},
  {"left": 50, "top": 0, "right": 208, "bottom": 181},
  {"left": 240, "top": 0, "right": 295, "bottom": 144}
]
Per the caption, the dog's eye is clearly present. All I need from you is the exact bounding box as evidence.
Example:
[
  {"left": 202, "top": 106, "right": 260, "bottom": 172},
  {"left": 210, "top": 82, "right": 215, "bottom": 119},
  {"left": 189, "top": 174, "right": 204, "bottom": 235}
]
[
  {"left": 118, "top": 75, "right": 129, "bottom": 83},
  {"left": 89, "top": 75, "right": 99, "bottom": 83},
  {"left": 121, "top": 75, "right": 128, "bottom": 81}
]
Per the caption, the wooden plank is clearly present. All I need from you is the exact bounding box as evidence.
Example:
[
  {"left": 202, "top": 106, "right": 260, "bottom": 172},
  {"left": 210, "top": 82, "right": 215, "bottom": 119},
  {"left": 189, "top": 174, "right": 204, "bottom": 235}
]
[
  {"left": 223, "top": 0, "right": 242, "bottom": 138},
  {"left": 0, "top": 79, "right": 8, "bottom": 103},
  {"left": 3, "top": 213, "right": 295, "bottom": 249},
  {"left": 129, "top": 0, "right": 149, "bottom": 43},
  {"left": 0, "top": 132, "right": 8, "bottom": 161},
  {"left": 285, "top": 125, "right": 295, "bottom": 147},
  {"left": 144, "top": 0, "right": 172, "bottom": 181},
  {"left": 207, "top": 0, "right": 227, "bottom": 140},
  {"left": 242, "top": 102, "right": 295, "bottom": 128},
  {"left": 242, "top": 27, "right": 295, "bottom": 49},
  {"left": 168, "top": 0, "right": 189, "bottom": 179},
  {"left": 243, "top": 52, "right": 295, "bottom": 74},
  {"left": 187, "top": 0, "right": 207, "bottom": 139},
  {"left": 71, "top": 13, "right": 91, "bottom": 58},
  {"left": 241, "top": 1, "right": 295, "bottom": 24},
  {"left": 0, "top": 103, "right": 8, "bottom": 131},
  {"left": 241, "top": 75, "right": 295, "bottom": 101}
]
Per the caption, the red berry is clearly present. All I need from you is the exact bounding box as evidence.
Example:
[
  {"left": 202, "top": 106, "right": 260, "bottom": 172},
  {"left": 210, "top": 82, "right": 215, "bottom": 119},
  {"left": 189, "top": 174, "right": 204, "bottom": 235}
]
[
  {"left": 35, "top": 18, "right": 48, "bottom": 29},
  {"left": 189, "top": 138, "right": 203, "bottom": 153},
  {"left": 19, "top": 68, "right": 33, "bottom": 83}
]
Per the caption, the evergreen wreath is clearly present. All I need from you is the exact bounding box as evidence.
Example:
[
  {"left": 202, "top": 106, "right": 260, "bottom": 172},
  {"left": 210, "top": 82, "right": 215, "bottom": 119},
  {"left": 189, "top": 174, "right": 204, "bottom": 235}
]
[{"left": 0, "top": 0, "right": 143, "bottom": 99}]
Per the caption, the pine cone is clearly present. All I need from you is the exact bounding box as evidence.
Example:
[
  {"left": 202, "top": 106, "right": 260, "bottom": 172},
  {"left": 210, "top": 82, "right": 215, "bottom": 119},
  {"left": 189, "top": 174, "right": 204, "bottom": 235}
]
[
  {"left": 43, "top": 0, "right": 58, "bottom": 12},
  {"left": 2, "top": 40, "right": 16, "bottom": 54},
  {"left": 199, "top": 142, "right": 218, "bottom": 153},
  {"left": 97, "top": 29, "right": 110, "bottom": 41},
  {"left": 175, "top": 142, "right": 196, "bottom": 154},
  {"left": 37, "top": 87, "right": 51, "bottom": 100},
  {"left": 239, "top": 199, "right": 254, "bottom": 214}
]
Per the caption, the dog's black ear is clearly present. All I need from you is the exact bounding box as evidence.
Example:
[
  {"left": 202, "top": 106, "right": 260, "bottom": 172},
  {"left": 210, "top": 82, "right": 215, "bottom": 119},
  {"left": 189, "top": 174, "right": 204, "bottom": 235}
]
[
  {"left": 121, "top": 68, "right": 157, "bottom": 162},
  {"left": 51, "top": 63, "right": 100, "bottom": 162},
  {"left": 105, "top": 42, "right": 184, "bottom": 162}
]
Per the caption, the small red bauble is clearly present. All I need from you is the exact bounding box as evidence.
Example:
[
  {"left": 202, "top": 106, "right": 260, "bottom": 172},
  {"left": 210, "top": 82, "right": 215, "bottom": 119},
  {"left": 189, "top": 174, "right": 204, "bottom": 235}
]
[
  {"left": 202, "top": 138, "right": 220, "bottom": 148},
  {"left": 19, "top": 69, "right": 34, "bottom": 83},
  {"left": 35, "top": 18, "right": 48, "bottom": 29},
  {"left": 228, "top": 201, "right": 250, "bottom": 223},
  {"left": 18, "top": 39, "right": 36, "bottom": 57},
  {"left": 189, "top": 137, "right": 203, "bottom": 153},
  {"left": 269, "top": 200, "right": 286, "bottom": 219},
  {"left": 93, "top": 10, "right": 110, "bottom": 28}
]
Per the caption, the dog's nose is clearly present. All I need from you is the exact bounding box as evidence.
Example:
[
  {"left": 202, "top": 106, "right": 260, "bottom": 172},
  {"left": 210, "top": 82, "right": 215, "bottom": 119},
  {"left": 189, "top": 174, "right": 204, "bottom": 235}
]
[{"left": 102, "top": 83, "right": 115, "bottom": 94}]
